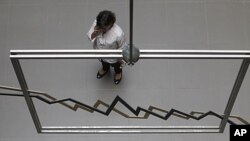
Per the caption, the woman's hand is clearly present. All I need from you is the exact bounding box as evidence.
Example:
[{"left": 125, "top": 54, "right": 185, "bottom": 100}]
[{"left": 91, "top": 26, "right": 103, "bottom": 40}]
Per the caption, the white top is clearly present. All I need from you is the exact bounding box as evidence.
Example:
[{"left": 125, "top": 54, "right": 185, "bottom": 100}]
[{"left": 87, "top": 20, "right": 127, "bottom": 63}]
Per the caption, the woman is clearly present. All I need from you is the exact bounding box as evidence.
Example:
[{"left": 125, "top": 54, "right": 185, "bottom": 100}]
[{"left": 87, "top": 10, "right": 127, "bottom": 85}]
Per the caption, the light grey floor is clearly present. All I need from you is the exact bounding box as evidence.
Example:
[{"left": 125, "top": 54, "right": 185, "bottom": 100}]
[{"left": 0, "top": 0, "right": 250, "bottom": 141}]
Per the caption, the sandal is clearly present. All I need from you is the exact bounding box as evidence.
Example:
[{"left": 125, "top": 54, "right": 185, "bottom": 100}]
[
  {"left": 97, "top": 69, "right": 109, "bottom": 79},
  {"left": 114, "top": 72, "right": 122, "bottom": 85}
]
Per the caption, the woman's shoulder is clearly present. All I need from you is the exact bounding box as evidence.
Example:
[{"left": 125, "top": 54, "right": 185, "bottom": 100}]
[{"left": 111, "top": 24, "right": 124, "bottom": 37}]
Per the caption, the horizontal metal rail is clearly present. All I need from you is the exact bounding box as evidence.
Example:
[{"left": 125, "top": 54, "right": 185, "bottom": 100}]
[
  {"left": 10, "top": 54, "right": 123, "bottom": 59},
  {"left": 140, "top": 50, "right": 250, "bottom": 54},
  {"left": 10, "top": 49, "right": 122, "bottom": 54},
  {"left": 11, "top": 49, "right": 250, "bottom": 54},
  {"left": 10, "top": 49, "right": 250, "bottom": 59},
  {"left": 41, "top": 126, "right": 219, "bottom": 134}
]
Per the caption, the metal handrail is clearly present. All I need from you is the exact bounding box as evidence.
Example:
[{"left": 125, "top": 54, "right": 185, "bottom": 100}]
[{"left": 10, "top": 49, "right": 250, "bottom": 59}]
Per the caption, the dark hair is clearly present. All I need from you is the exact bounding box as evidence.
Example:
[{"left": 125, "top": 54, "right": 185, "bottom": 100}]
[{"left": 96, "top": 10, "right": 116, "bottom": 29}]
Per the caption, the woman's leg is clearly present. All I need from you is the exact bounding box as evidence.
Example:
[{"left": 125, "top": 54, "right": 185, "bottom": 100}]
[
  {"left": 97, "top": 60, "right": 110, "bottom": 79},
  {"left": 113, "top": 62, "right": 122, "bottom": 84},
  {"left": 113, "top": 62, "right": 122, "bottom": 74},
  {"left": 101, "top": 60, "right": 110, "bottom": 72}
]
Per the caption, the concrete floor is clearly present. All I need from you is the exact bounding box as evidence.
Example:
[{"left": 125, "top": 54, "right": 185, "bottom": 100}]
[{"left": 0, "top": 0, "right": 250, "bottom": 141}]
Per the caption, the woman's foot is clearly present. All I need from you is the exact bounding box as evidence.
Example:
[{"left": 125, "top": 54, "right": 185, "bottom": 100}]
[
  {"left": 96, "top": 69, "right": 109, "bottom": 79},
  {"left": 114, "top": 72, "right": 122, "bottom": 85}
]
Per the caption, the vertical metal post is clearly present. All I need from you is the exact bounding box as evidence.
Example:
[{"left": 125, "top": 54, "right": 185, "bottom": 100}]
[
  {"left": 129, "top": 0, "right": 133, "bottom": 65},
  {"left": 11, "top": 58, "right": 42, "bottom": 133},
  {"left": 219, "top": 59, "right": 250, "bottom": 132}
]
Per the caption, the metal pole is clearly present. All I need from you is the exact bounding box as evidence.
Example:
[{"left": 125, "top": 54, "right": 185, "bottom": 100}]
[
  {"left": 10, "top": 49, "right": 250, "bottom": 55},
  {"left": 41, "top": 126, "right": 219, "bottom": 134},
  {"left": 10, "top": 50, "right": 250, "bottom": 60},
  {"left": 11, "top": 58, "right": 42, "bottom": 133},
  {"left": 219, "top": 59, "right": 250, "bottom": 132},
  {"left": 129, "top": 0, "right": 133, "bottom": 65},
  {"left": 9, "top": 54, "right": 250, "bottom": 59},
  {"left": 10, "top": 49, "right": 122, "bottom": 54}
]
